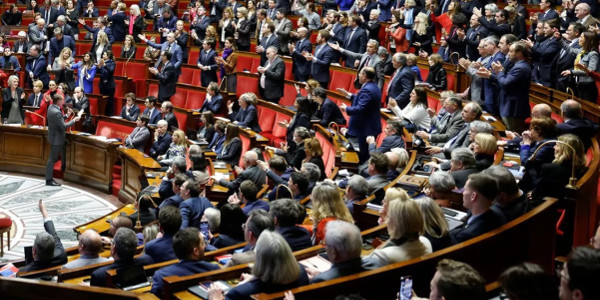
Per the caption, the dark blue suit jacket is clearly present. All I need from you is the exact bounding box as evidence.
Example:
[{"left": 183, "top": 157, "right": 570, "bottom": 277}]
[
  {"left": 25, "top": 55, "right": 50, "bottom": 87},
  {"left": 159, "top": 194, "right": 184, "bottom": 209},
  {"left": 179, "top": 196, "right": 214, "bottom": 229},
  {"left": 557, "top": 118, "right": 599, "bottom": 150},
  {"left": 482, "top": 51, "right": 505, "bottom": 115},
  {"left": 150, "top": 133, "right": 172, "bottom": 158},
  {"left": 226, "top": 265, "right": 309, "bottom": 300},
  {"left": 143, "top": 107, "right": 162, "bottom": 125},
  {"left": 317, "top": 98, "right": 346, "bottom": 126},
  {"left": 146, "top": 40, "right": 183, "bottom": 71},
  {"left": 200, "top": 94, "right": 223, "bottom": 114},
  {"left": 198, "top": 49, "right": 218, "bottom": 87},
  {"left": 49, "top": 36, "right": 75, "bottom": 63},
  {"left": 39, "top": 7, "right": 58, "bottom": 24},
  {"left": 311, "top": 43, "right": 335, "bottom": 84},
  {"left": 346, "top": 81, "right": 382, "bottom": 137},
  {"left": 259, "top": 34, "right": 280, "bottom": 65},
  {"left": 291, "top": 38, "right": 313, "bottom": 81},
  {"left": 230, "top": 104, "right": 261, "bottom": 133},
  {"left": 83, "top": 24, "right": 115, "bottom": 45},
  {"left": 156, "top": 61, "right": 177, "bottom": 99},
  {"left": 343, "top": 26, "right": 367, "bottom": 67},
  {"left": 27, "top": 93, "right": 43, "bottom": 107},
  {"left": 144, "top": 234, "right": 177, "bottom": 263},
  {"left": 531, "top": 37, "right": 560, "bottom": 87},
  {"left": 369, "top": 135, "right": 404, "bottom": 153},
  {"left": 107, "top": 11, "right": 127, "bottom": 41},
  {"left": 286, "top": 113, "right": 311, "bottom": 144},
  {"left": 98, "top": 59, "right": 116, "bottom": 90},
  {"left": 151, "top": 260, "right": 219, "bottom": 296},
  {"left": 277, "top": 226, "right": 313, "bottom": 252},
  {"left": 495, "top": 60, "right": 531, "bottom": 119},
  {"left": 121, "top": 104, "right": 141, "bottom": 121},
  {"left": 388, "top": 65, "right": 415, "bottom": 108},
  {"left": 538, "top": 9, "right": 559, "bottom": 21},
  {"left": 450, "top": 209, "right": 506, "bottom": 243},
  {"left": 90, "top": 255, "right": 154, "bottom": 287}
]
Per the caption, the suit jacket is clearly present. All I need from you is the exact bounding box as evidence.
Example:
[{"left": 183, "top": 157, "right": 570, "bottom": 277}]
[
  {"left": 11, "top": 40, "right": 31, "bottom": 54},
  {"left": 369, "top": 135, "right": 404, "bottom": 153},
  {"left": 156, "top": 61, "right": 177, "bottom": 99},
  {"left": 72, "top": 95, "right": 91, "bottom": 123},
  {"left": 430, "top": 110, "right": 465, "bottom": 144},
  {"left": 346, "top": 81, "right": 381, "bottom": 137},
  {"left": 311, "top": 43, "right": 334, "bottom": 83},
  {"left": 219, "top": 165, "right": 266, "bottom": 191},
  {"left": 312, "top": 258, "right": 379, "bottom": 283},
  {"left": 192, "top": 15, "right": 211, "bottom": 41},
  {"left": 466, "top": 55, "right": 490, "bottom": 105},
  {"left": 226, "top": 266, "right": 309, "bottom": 299},
  {"left": 478, "top": 17, "right": 511, "bottom": 37},
  {"left": 146, "top": 40, "right": 183, "bottom": 71},
  {"left": 347, "top": 52, "right": 382, "bottom": 89},
  {"left": 286, "top": 113, "right": 311, "bottom": 144},
  {"left": 200, "top": 94, "right": 223, "bottom": 114},
  {"left": 107, "top": 11, "right": 127, "bottom": 41},
  {"left": 198, "top": 49, "right": 218, "bottom": 87},
  {"left": 465, "top": 25, "right": 489, "bottom": 61},
  {"left": 388, "top": 65, "right": 415, "bottom": 108},
  {"left": 225, "top": 249, "right": 256, "bottom": 267},
  {"left": 291, "top": 38, "right": 313, "bottom": 81},
  {"left": 72, "top": 62, "right": 96, "bottom": 93},
  {"left": 482, "top": 51, "right": 505, "bottom": 115},
  {"left": 230, "top": 105, "right": 261, "bottom": 133},
  {"left": 450, "top": 168, "right": 479, "bottom": 189},
  {"left": 28, "top": 25, "right": 47, "bottom": 46},
  {"left": 47, "top": 104, "right": 76, "bottom": 146},
  {"left": 531, "top": 36, "right": 560, "bottom": 87},
  {"left": 150, "top": 133, "right": 172, "bottom": 158},
  {"left": 1, "top": 87, "right": 25, "bottom": 121},
  {"left": 343, "top": 26, "right": 367, "bottom": 67},
  {"left": 277, "top": 226, "right": 313, "bottom": 252},
  {"left": 259, "top": 34, "right": 280, "bottom": 65},
  {"left": 274, "top": 18, "right": 293, "bottom": 53},
  {"left": 554, "top": 39, "right": 580, "bottom": 90},
  {"left": 155, "top": 16, "right": 178, "bottom": 41},
  {"left": 151, "top": 260, "right": 219, "bottom": 296},
  {"left": 144, "top": 234, "right": 177, "bottom": 263},
  {"left": 18, "top": 220, "right": 67, "bottom": 273},
  {"left": 261, "top": 56, "right": 285, "bottom": 100},
  {"left": 367, "top": 174, "right": 390, "bottom": 194},
  {"left": 538, "top": 9, "right": 559, "bottom": 21},
  {"left": 39, "top": 6, "right": 58, "bottom": 25},
  {"left": 25, "top": 55, "right": 50, "bottom": 87},
  {"left": 218, "top": 137, "right": 242, "bottom": 166},
  {"left": 143, "top": 107, "right": 162, "bottom": 125},
  {"left": 90, "top": 255, "right": 154, "bottom": 287},
  {"left": 160, "top": 194, "right": 184, "bottom": 209},
  {"left": 83, "top": 24, "right": 115, "bottom": 46},
  {"left": 450, "top": 209, "right": 506, "bottom": 243},
  {"left": 316, "top": 98, "right": 346, "bottom": 126},
  {"left": 98, "top": 59, "right": 116, "bottom": 90},
  {"left": 121, "top": 104, "right": 141, "bottom": 121},
  {"left": 82, "top": 7, "right": 99, "bottom": 18},
  {"left": 557, "top": 118, "right": 599, "bottom": 150},
  {"left": 163, "top": 112, "right": 179, "bottom": 131},
  {"left": 125, "top": 126, "right": 150, "bottom": 152},
  {"left": 27, "top": 93, "right": 43, "bottom": 108},
  {"left": 494, "top": 60, "right": 531, "bottom": 118},
  {"left": 179, "top": 196, "right": 215, "bottom": 229},
  {"left": 236, "top": 18, "right": 251, "bottom": 49}
]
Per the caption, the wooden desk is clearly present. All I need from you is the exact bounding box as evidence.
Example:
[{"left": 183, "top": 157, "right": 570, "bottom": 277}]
[
  {"left": 74, "top": 204, "right": 137, "bottom": 235},
  {"left": 118, "top": 148, "right": 162, "bottom": 203}
]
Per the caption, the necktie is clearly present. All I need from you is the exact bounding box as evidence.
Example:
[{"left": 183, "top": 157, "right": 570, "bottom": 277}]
[
  {"left": 387, "top": 69, "right": 400, "bottom": 94},
  {"left": 45, "top": 10, "right": 50, "bottom": 23},
  {"left": 363, "top": 55, "right": 371, "bottom": 68},
  {"left": 347, "top": 29, "right": 356, "bottom": 47}
]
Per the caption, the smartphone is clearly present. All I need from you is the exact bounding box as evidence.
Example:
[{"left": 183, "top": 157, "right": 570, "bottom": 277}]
[
  {"left": 200, "top": 221, "right": 210, "bottom": 241},
  {"left": 400, "top": 276, "right": 413, "bottom": 300}
]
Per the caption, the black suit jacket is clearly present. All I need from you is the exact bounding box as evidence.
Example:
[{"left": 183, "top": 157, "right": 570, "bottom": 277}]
[
  {"left": 1, "top": 87, "right": 25, "bottom": 121},
  {"left": 163, "top": 112, "right": 179, "bottom": 132},
  {"left": 236, "top": 19, "right": 251, "bottom": 49},
  {"left": 261, "top": 56, "right": 285, "bottom": 100},
  {"left": 156, "top": 61, "right": 177, "bottom": 100},
  {"left": 450, "top": 168, "right": 479, "bottom": 189},
  {"left": 557, "top": 118, "right": 599, "bottom": 150},
  {"left": 450, "top": 209, "right": 506, "bottom": 243},
  {"left": 317, "top": 98, "right": 346, "bottom": 126},
  {"left": 19, "top": 220, "right": 67, "bottom": 273},
  {"left": 90, "top": 255, "right": 154, "bottom": 287}
]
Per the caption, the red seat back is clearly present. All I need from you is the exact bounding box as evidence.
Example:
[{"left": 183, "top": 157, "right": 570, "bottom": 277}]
[
  {"left": 257, "top": 106, "right": 276, "bottom": 133},
  {"left": 173, "top": 110, "right": 188, "bottom": 130},
  {"left": 272, "top": 113, "right": 292, "bottom": 138},
  {"left": 95, "top": 120, "right": 135, "bottom": 140},
  {"left": 135, "top": 45, "right": 148, "bottom": 59},
  {"left": 185, "top": 90, "right": 206, "bottom": 110},
  {"left": 188, "top": 49, "right": 200, "bottom": 65},
  {"left": 281, "top": 83, "right": 297, "bottom": 106},
  {"left": 148, "top": 82, "right": 159, "bottom": 97},
  {"left": 112, "top": 45, "right": 123, "bottom": 59},
  {"left": 239, "top": 134, "right": 251, "bottom": 167},
  {"left": 171, "top": 88, "right": 187, "bottom": 108},
  {"left": 124, "top": 62, "right": 149, "bottom": 80},
  {"left": 236, "top": 74, "right": 259, "bottom": 98},
  {"left": 236, "top": 54, "right": 255, "bottom": 72},
  {"left": 179, "top": 67, "right": 195, "bottom": 85},
  {"left": 315, "top": 131, "right": 335, "bottom": 178}
]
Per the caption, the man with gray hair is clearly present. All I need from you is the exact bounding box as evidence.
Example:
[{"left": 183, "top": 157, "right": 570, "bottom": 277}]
[
  {"left": 345, "top": 175, "right": 368, "bottom": 213},
  {"left": 158, "top": 156, "right": 188, "bottom": 200},
  {"left": 54, "top": 15, "right": 74, "bottom": 38},
  {"left": 217, "top": 150, "right": 266, "bottom": 192},
  {"left": 225, "top": 209, "right": 274, "bottom": 267},
  {"left": 449, "top": 148, "right": 479, "bottom": 188},
  {"left": 309, "top": 221, "right": 378, "bottom": 282},
  {"left": 329, "top": 39, "right": 384, "bottom": 89},
  {"left": 301, "top": 162, "right": 321, "bottom": 192},
  {"left": 49, "top": 27, "right": 75, "bottom": 63},
  {"left": 150, "top": 119, "right": 172, "bottom": 159},
  {"left": 258, "top": 45, "right": 285, "bottom": 104},
  {"left": 289, "top": 27, "right": 313, "bottom": 81},
  {"left": 63, "top": 229, "right": 112, "bottom": 269},
  {"left": 571, "top": 3, "right": 598, "bottom": 29},
  {"left": 378, "top": 47, "right": 394, "bottom": 76},
  {"left": 19, "top": 200, "right": 67, "bottom": 273},
  {"left": 428, "top": 102, "right": 483, "bottom": 159},
  {"left": 426, "top": 171, "right": 456, "bottom": 207},
  {"left": 459, "top": 39, "right": 491, "bottom": 106}
]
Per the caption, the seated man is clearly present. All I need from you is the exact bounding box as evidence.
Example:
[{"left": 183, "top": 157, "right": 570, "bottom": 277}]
[
  {"left": 158, "top": 174, "right": 188, "bottom": 210},
  {"left": 145, "top": 206, "right": 182, "bottom": 263},
  {"left": 259, "top": 155, "right": 293, "bottom": 201},
  {"left": 366, "top": 120, "right": 405, "bottom": 153},
  {"left": 228, "top": 180, "right": 270, "bottom": 215},
  {"left": 179, "top": 178, "right": 214, "bottom": 229},
  {"left": 269, "top": 171, "right": 311, "bottom": 201},
  {"left": 90, "top": 228, "right": 154, "bottom": 287},
  {"left": 450, "top": 173, "right": 506, "bottom": 243},
  {"left": 124, "top": 115, "right": 151, "bottom": 152},
  {"left": 149, "top": 120, "right": 172, "bottom": 159},
  {"left": 19, "top": 200, "right": 67, "bottom": 273},
  {"left": 160, "top": 101, "right": 179, "bottom": 132},
  {"left": 150, "top": 227, "right": 220, "bottom": 296},
  {"left": 448, "top": 148, "right": 479, "bottom": 189},
  {"left": 559, "top": 247, "right": 600, "bottom": 300},
  {"left": 225, "top": 210, "right": 274, "bottom": 267},
  {"left": 366, "top": 153, "right": 390, "bottom": 194},
  {"left": 412, "top": 259, "right": 486, "bottom": 300},
  {"left": 309, "top": 221, "right": 378, "bottom": 282},
  {"left": 558, "top": 100, "right": 599, "bottom": 150},
  {"left": 485, "top": 166, "right": 530, "bottom": 222},
  {"left": 216, "top": 151, "right": 266, "bottom": 192},
  {"left": 269, "top": 199, "right": 313, "bottom": 251},
  {"left": 158, "top": 157, "right": 188, "bottom": 201},
  {"left": 416, "top": 95, "right": 465, "bottom": 146},
  {"left": 63, "top": 229, "right": 112, "bottom": 269},
  {"left": 345, "top": 175, "right": 368, "bottom": 213}
]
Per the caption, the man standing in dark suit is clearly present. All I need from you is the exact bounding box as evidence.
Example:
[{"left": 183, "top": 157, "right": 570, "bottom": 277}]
[
  {"left": 160, "top": 101, "right": 179, "bottom": 132},
  {"left": 150, "top": 51, "right": 177, "bottom": 102},
  {"left": 528, "top": 20, "right": 560, "bottom": 87},
  {"left": 465, "top": 15, "right": 489, "bottom": 61},
  {"left": 274, "top": 9, "right": 293, "bottom": 54},
  {"left": 342, "top": 16, "right": 368, "bottom": 68},
  {"left": 150, "top": 120, "right": 172, "bottom": 158},
  {"left": 554, "top": 22, "right": 584, "bottom": 91},
  {"left": 386, "top": 53, "right": 415, "bottom": 108},
  {"left": 82, "top": 2, "right": 99, "bottom": 18},
  {"left": 191, "top": 6, "right": 210, "bottom": 45},
  {"left": 49, "top": 28, "right": 75, "bottom": 64},
  {"left": 339, "top": 67, "right": 382, "bottom": 163},
  {"left": 179, "top": 179, "right": 215, "bottom": 229},
  {"left": 107, "top": 3, "right": 127, "bottom": 42},
  {"left": 197, "top": 39, "right": 218, "bottom": 87},
  {"left": 256, "top": 21, "right": 280, "bottom": 65},
  {"left": 558, "top": 100, "right": 600, "bottom": 150},
  {"left": 26, "top": 46, "right": 50, "bottom": 89},
  {"left": 473, "top": 8, "right": 511, "bottom": 37},
  {"left": 72, "top": 87, "right": 93, "bottom": 132},
  {"left": 258, "top": 46, "right": 285, "bottom": 104},
  {"left": 140, "top": 32, "right": 183, "bottom": 75},
  {"left": 289, "top": 27, "right": 312, "bottom": 82},
  {"left": 208, "top": 0, "right": 227, "bottom": 23},
  {"left": 538, "top": 0, "right": 559, "bottom": 22},
  {"left": 19, "top": 200, "right": 68, "bottom": 272},
  {"left": 45, "top": 94, "right": 80, "bottom": 186},
  {"left": 79, "top": 16, "right": 115, "bottom": 45},
  {"left": 450, "top": 173, "right": 506, "bottom": 243},
  {"left": 28, "top": 19, "right": 48, "bottom": 48},
  {"left": 39, "top": 1, "right": 58, "bottom": 27},
  {"left": 304, "top": 30, "right": 335, "bottom": 88}
]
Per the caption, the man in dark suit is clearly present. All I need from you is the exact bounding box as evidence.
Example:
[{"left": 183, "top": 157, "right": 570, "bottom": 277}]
[
  {"left": 154, "top": 7, "right": 178, "bottom": 42},
  {"left": 450, "top": 173, "right": 506, "bottom": 243},
  {"left": 342, "top": 16, "right": 367, "bottom": 68},
  {"left": 90, "top": 228, "right": 154, "bottom": 287},
  {"left": 98, "top": 50, "right": 116, "bottom": 116},
  {"left": 289, "top": 27, "right": 312, "bottom": 82},
  {"left": 554, "top": 22, "right": 584, "bottom": 91},
  {"left": 72, "top": 87, "right": 93, "bottom": 132},
  {"left": 19, "top": 200, "right": 68, "bottom": 272},
  {"left": 150, "top": 120, "right": 172, "bottom": 158},
  {"left": 143, "top": 96, "right": 162, "bottom": 125},
  {"left": 258, "top": 46, "right": 285, "bottom": 104},
  {"left": 160, "top": 101, "right": 179, "bottom": 132},
  {"left": 339, "top": 67, "right": 382, "bottom": 163},
  {"left": 107, "top": 4, "right": 127, "bottom": 42},
  {"left": 558, "top": 100, "right": 600, "bottom": 150},
  {"left": 82, "top": 2, "right": 99, "bottom": 18},
  {"left": 197, "top": 39, "right": 218, "bottom": 87},
  {"left": 313, "top": 87, "right": 346, "bottom": 126},
  {"left": 39, "top": 2, "right": 59, "bottom": 26},
  {"left": 158, "top": 157, "right": 188, "bottom": 201},
  {"left": 538, "top": 0, "right": 559, "bottom": 21},
  {"left": 274, "top": 9, "right": 293, "bottom": 54},
  {"left": 27, "top": 81, "right": 44, "bottom": 107},
  {"left": 311, "top": 221, "right": 378, "bottom": 282},
  {"left": 474, "top": 8, "right": 511, "bottom": 37},
  {"left": 179, "top": 178, "right": 215, "bottom": 229},
  {"left": 270, "top": 199, "right": 312, "bottom": 251},
  {"left": 365, "top": 153, "right": 391, "bottom": 194},
  {"left": 208, "top": 0, "right": 227, "bottom": 23},
  {"left": 529, "top": 20, "right": 560, "bottom": 87},
  {"left": 330, "top": 39, "right": 384, "bottom": 89},
  {"left": 191, "top": 6, "right": 210, "bottom": 45},
  {"left": 305, "top": 29, "right": 335, "bottom": 89},
  {"left": 49, "top": 28, "right": 75, "bottom": 64},
  {"left": 159, "top": 174, "right": 188, "bottom": 209},
  {"left": 216, "top": 151, "right": 266, "bottom": 192},
  {"left": 79, "top": 16, "right": 115, "bottom": 46},
  {"left": 366, "top": 120, "right": 405, "bottom": 154},
  {"left": 416, "top": 96, "right": 465, "bottom": 146},
  {"left": 257, "top": 21, "right": 280, "bottom": 65},
  {"left": 199, "top": 82, "right": 224, "bottom": 114},
  {"left": 45, "top": 94, "right": 80, "bottom": 186},
  {"left": 12, "top": 31, "right": 31, "bottom": 54},
  {"left": 150, "top": 51, "right": 177, "bottom": 102},
  {"left": 53, "top": 15, "right": 75, "bottom": 38},
  {"left": 141, "top": 32, "right": 182, "bottom": 74},
  {"left": 465, "top": 15, "right": 489, "bottom": 61},
  {"left": 151, "top": 227, "right": 219, "bottom": 296},
  {"left": 479, "top": 35, "right": 506, "bottom": 117},
  {"left": 121, "top": 95, "right": 141, "bottom": 121},
  {"left": 266, "top": 0, "right": 277, "bottom": 19},
  {"left": 386, "top": 53, "right": 415, "bottom": 108},
  {"left": 145, "top": 206, "right": 181, "bottom": 263}
]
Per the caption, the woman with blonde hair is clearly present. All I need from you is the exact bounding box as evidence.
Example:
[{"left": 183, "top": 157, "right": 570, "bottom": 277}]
[
  {"left": 415, "top": 197, "right": 453, "bottom": 251},
  {"left": 93, "top": 31, "right": 111, "bottom": 62},
  {"left": 234, "top": 7, "right": 251, "bottom": 51},
  {"left": 310, "top": 182, "right": 354, "bottom": 245},
  {"left": 157, "top": 129, "right": 188, "bottom": 166},
  {"left": 49, "top": 47, "right": 75, "bottom": 90},
  {"left": 207, "top": 231, "right": 309, "bottom": 299},
  {"left": 219, "top": 7, "right": 235, "bottom": 49},
  {"left": 410, "top": 12, "right": 433, "bottom": 55},
  {"left": 367, "top": 199, "right": 432, "bottom": 265},
  {"left": 471, "top": 133, "right": 497, "bottom": 170},
  {"left": 205, "top": 25, "right": 218, "bottom": 42},
  {"left": 377, "top": 187, "right": 410, "bottom": 225},
  {"left": 303, "top": 137, "right": 326, "bottom": 180}
]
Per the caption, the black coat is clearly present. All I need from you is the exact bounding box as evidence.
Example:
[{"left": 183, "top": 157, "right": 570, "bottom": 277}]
[{"left": 1, "top": 87, "right": 25, "bottom": 121}]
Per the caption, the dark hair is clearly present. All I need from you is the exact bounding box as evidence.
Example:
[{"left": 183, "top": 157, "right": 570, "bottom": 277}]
[
  {"left": 268, "top": 155, "right": 288, "bottom": 172},
  {"left": 291, "top": 172, "right": 309, "bottom": 196},
  {"left": 158, "top": 206, "right": 182, "bottom": 235},
  {"left": 224, "top": 123, "right": 240, "bottom": 146},
  {"left": 146, "top": 96, "right": 158, "bottom": 106},
  {"left": 312, "top": 87, "right": 327, "bottom": 100},
  {"left": 138, "top": 114, "right": 150, "bottom": 126},
  {"left": 413, "top": 86, "right": 428, "bottom": 108},
  {"left": 387, "top": 120, "right": 403, "bottom": 136},
  {"left": 162, "top": 50, "right": 172, "bottom": 60},
  {"left": 173, "top": 173, "right": 188, "bottom": 188},
  {"left": 501, "top": 33, "right": 518, "bottom": 45},
  {"left": 369, "top": 153, "right": 389, "bottom": 174},
  {"left": 104, "top": 49, "right": 113, "bottom": 59},
  {"left": 581, "top": 31, "right": 598, "bottom": 52},
  {"left": 318, "top": 29, "right": 331, "bottom": 41},
  {"left": 138, "top": 194, "right": 155, "bottom": 212},
  {"left": 498, "top": 9, "right": 509, "bottom": 20},
  {"left": 185, "top": 179, "right": 201, "bottom": 197},
  {"left": 466, "top": 173, "right": 498, "bottom": 201},
  {"left": 190, "top": 154, "right": 208, "bottom": 172},
  {"left": 451, "top": 13, "right": 468, "bottom": 27},
  {"left": 204, "top": 38, "right": 216, "bottom": 49},
  {"left": 52, "top": 93, "right": 64, "bottom": 104},
  {"left": 240, "top": 180, "right": 259, "bottom": 202},
  {"left": 351, "top": 15, "right": 362, "bottom": 26},
  {"left": 225, "top": 37, "right": 237, "bottom": 50},
  {"left": 569, "top": 22, "right": 586, "bottom": 36},
  {"left": 499, "top": 263, "right": 559, "bottom": 300},
  {"left": 361, "top": 67, "right": 375, "bottom": 80},
  {"left": 295, "top": 96, "right": 313, "bottom": 116},
  {"left": 566, "top": 247, "right": 600, "bottom": 299},
  {"left": 269, "top": 199, "right": 306, "bottom": 227},
  {"left": 173, "top": 227, "right": 201, "bottom": 260},
  {"left": 218, "top": 203, "right": 246, "bottom": 240},
  {"left": 436, "top": 259, "right": 486, "bottom": 300}
]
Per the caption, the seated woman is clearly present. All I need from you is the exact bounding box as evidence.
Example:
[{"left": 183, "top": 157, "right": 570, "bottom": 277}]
[
  {"left": 415, "top": 197, "right": 454, "bottom": 251},
  {"left": 312, "top": 87, "right": 346, "bottom": 127},
  {"left": 378, "top": 187, "right": 410, "bottom": 225},
  {"left": 519, "top": 117, "right": 557, "bottom": 192},
  {"left": 531, "top": 134, "right": 587, "bottom": 201},
  {"left": 227, "top": 92, "right": 261, "bottom": 133},
  {"left": 425, "top": 54, "right": 447, "bottom": 91},
  {"left": 309, "top": 181, "right": 354, "bottom": 245},
  {"left": 277, "top": 126, "right": 311, "bottom": 170},
  {"left": 189, "top": 153, "right": 210, "bottom": 184},
  {"left": 303, "top": 137, "right": 327, "bottom": 180},
  {"left": 388, "top": 86, "right": 431, "bottom": 131},
  {"left": 208, "top": 231, "right": 309, "bottom": 299},
  {"left": 217, "top": 123, "right": 242, "bottom": 167},
  {"left": 366, "top": 199, "right": 432, "bottom": 266},
  {"left": 470, "top": 133, "right": 497, "bottom": 170},
  {"left": 158, "top": 129, "right": 188, "bottom": 166},
  {"left": 210, "top": 203, "right": 246, "bottom": 248},
  {"left": 198, "top": 111, "right": 216, "bottom": 144},
  {"left": 424, "top": 171, "right": 456, "bottom": 208},
  {"left": 282, "top": 97, "right": 312, "bottom": 151},
  {"left": 128, "top": 194, "right": 157, "bottom": 226}
]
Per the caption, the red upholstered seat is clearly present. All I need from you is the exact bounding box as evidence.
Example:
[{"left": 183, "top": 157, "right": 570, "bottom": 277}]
[
  {"left": 188, "top": 50, "right": 200, "bottom": 65},
  {"left": 173, "top": 110, "right": 188, "bottom": 130},
  {"left": 446, "top": 73, "right": 456, "bottom": 91},
  {"left": 427, "top": 94, "right": 441, "bottom": 113},
  {"left": 236, "top": 55, "right": 255, "bottom": 72},
  {"left": 135, "top": 45, "right": 148, "bottom": 59},
  {"left": 239, "top": 134, "right": 251, "bottom": 167},
  {"left": 114, "top": 61, "right": 124, "bottom": 76},
  {"left": 315, "top": 131, "right": 335, "bottom": 178},
  {"left": 185, "top": 90, "right": 206, "bottom": 110},
  {"left": 191, "top": 69, "right": 202, "bottom": 86},
  {"left": 268, "top": 113, "right": 292, "bottom": 146},
  {"left": 376, "top": 118, "right": 388, "bottom": 146},
  {"left": 171, "top": 88, "right": 187, "bottom": 108},
  {"left": 112, "top": 45, "right": 123, "bottom": 60},
  {"left": 283, "top": 60, "right": 293, "bottom": 80},
  {"left": 0, "top": 218, "right": 11, "bottom": 228},
  {"left": 382, "top": 78, "right": 390, "bottom": 106},
  {"left": 180, "top": 67, "right": 195, "bottom": 85},
  {"left": 257, "top": 106, "right": 276, "bottom": 134},
  {"left": 148, "top": 83, "right": 159, "bottom": 97},
  {"left": 236, "top": 75, "right": 259, "bottom": 98},
  {"left": 95, "top": 120, "right": 135, "bottom": 140},
  {"left": 281, "top": 84, "right": 297, "bottom": 106},
  {"left": 329, "top": 68, "right": 355, "bottom": 92}
]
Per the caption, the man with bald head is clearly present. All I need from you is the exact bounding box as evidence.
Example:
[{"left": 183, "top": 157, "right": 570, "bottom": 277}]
[
  {"left": 557, "top": 99, "right": 599, "bottom": 149},
  {"left": 572, "top": 3, "right": 598, "bottom": 28},
  {"left": 216, "top": 150, "right": 266, "bottom": 192},
  {"left": 289, "top": 27, "right": 313, "bottom": 82},
  {"left": 63, "top": 230, "right": 112, "bottom": 269}
]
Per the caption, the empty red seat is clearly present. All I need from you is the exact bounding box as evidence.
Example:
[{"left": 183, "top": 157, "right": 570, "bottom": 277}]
[
  {"left": 257, "top": 106, "right": 276, "bottom": 134},
  {"left": 173, "top": 110, "right": 189, "bottom": 131},
  {"left": 280, "top": 84, "right": 297, "bottom": 106},
  {"left": 96, "top": 120, "right": 135, "bottom": 140},
  {"left": 148, "top": 83, "right": 159, "bottom": 97},
  {"left": 236, "top": 55, "right": 254, "bottom": 72},
  {"left": 171, "top": 88, "right": 187, "bottom": 108},
  {"left": 239, "top": 134, "right": 251, "bottom": 167},
  {"left": 185, "top": 90, "right": 206, "bottom": 110},
  {"left": 236, "top": 74, "right": 259, "bottom": 98},
  {"left": 188, "top": 49, "right": 200, "bottom": 65}
]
